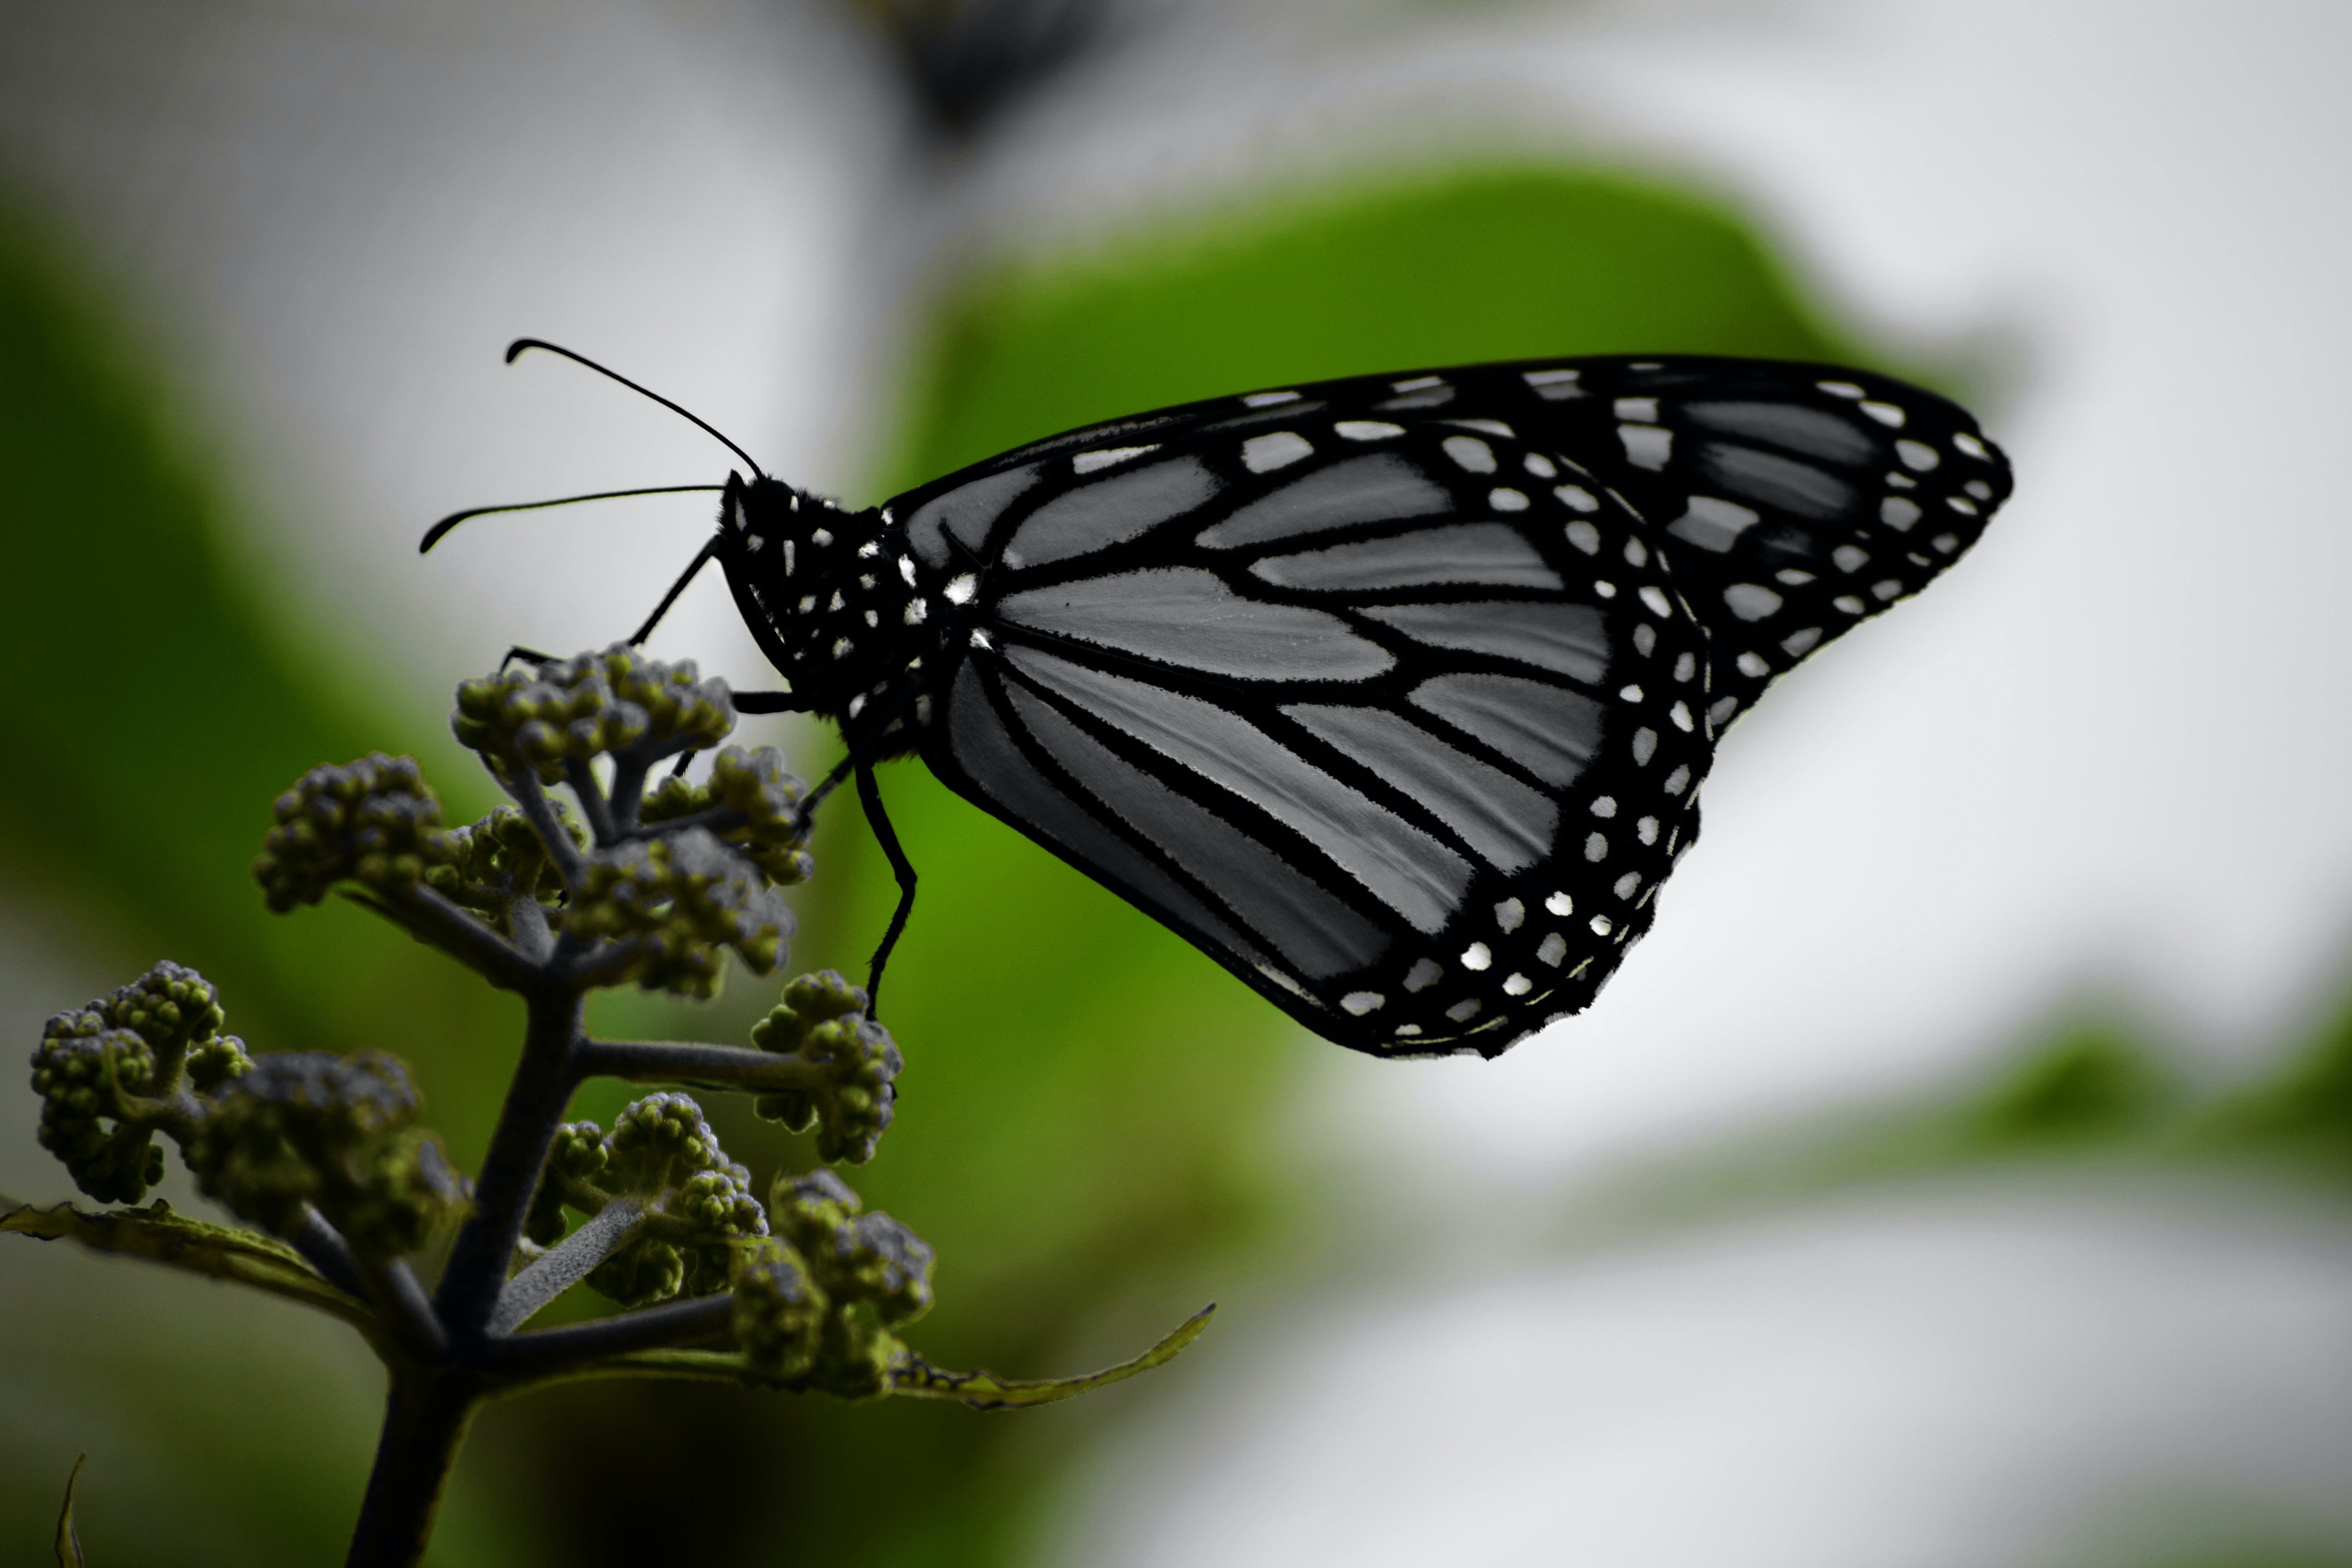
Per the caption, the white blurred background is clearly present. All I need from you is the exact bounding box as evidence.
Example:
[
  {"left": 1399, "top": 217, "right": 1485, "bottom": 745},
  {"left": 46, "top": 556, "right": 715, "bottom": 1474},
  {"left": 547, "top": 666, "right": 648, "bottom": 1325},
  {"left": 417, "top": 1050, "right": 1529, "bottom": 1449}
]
[{"left": 3, "top": 1, "right": 2349, "bottom": 1563}]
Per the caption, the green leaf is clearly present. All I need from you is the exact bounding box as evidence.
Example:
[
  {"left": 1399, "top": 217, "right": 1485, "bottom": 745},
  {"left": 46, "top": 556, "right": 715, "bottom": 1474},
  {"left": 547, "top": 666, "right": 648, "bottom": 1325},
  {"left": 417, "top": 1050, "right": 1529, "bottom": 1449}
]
[
  {"left": 0, "top": 1200, "right": 376, "bottom": 1333},
  {"left": 53, "top": 1453, "right": 85, "bottom": 1568},
  {"left": 558, "top": 1301, "right": 1216, "bottom": 1410},
  {"left": 889, "top": 1301, "right": 1217, "bottom": 1411}
]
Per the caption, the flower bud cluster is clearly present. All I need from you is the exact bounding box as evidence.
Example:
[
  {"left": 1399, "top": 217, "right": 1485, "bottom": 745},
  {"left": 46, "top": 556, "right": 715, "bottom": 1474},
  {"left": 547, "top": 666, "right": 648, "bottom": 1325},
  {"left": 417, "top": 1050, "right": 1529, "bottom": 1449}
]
[
  {"left": 748, "top": 972, "right": 902, "bottom": 1163},
  {"left": 184, "top": 1049, "right": 468, "bottom": 1260},
  {"left": 732, "top": 1168, "right": 935, "bottom": 1395},
  {"left": 253, "top": 754, "right": 454, "bottom": 912},
  {"left": 452, "top": 645, "right": 734, "bottom": 782},
  {"left": 424, "top": 803, "right": 582, "bottom": 934},
  {"left": 29, "top": 962, "right": 253, "bottom": 1204},
  {"left": 525, "top": 1093, "right": 770, "bottom": 1309},
  {"left": 640, "top": 745, "right": 815, "bottom": 887},
  {"left": 567, "top": 829, "right": 792, "bottom": 998}
]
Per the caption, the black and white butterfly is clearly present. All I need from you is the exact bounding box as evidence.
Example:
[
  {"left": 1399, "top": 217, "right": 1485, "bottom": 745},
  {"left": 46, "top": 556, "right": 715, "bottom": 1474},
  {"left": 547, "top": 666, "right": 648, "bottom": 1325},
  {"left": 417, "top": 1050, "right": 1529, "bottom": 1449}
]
[{"left": 436, "top": 347, "right": 2010, "bottom": 1058}]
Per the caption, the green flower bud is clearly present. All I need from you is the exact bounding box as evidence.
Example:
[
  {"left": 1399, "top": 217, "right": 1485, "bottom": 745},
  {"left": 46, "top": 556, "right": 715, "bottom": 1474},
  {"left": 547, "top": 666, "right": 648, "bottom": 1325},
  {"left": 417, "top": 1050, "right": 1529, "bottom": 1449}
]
[
  {"left": 809, "top": 1303, "right": 902, "bottom": 1400},
  {"left": 252, "top": 754, "right": 453, "bottom": 912},
  {"left": 451, "top": 645, "right": 735, "bottom": 781},
  {"left": 770, "top": 1167, "right": 933, "bottom": 1324},
  {"left": 748, "top": 974, "right": 901, "bottom": 1163},
  {"left": 424, "top": 804, "right": 583, "bottom": 934},
  {"left": 30, "top": 1016, "right": 161, "bottom": 1204},
  {"left": 731, "top": 1238, "right": 827, "bottom": 1378},
  {"left": 641, "top": 745, "right": 815, "bottom": 886},
  {"left": 185, "top": 1049, "right": 467, "bottom": 1260},
  {"left": 549, "top": 1094, "right": 770, "bottom": 1309},
  {"left": 566, "top": 830, "right": 792, "bottom": 998}
]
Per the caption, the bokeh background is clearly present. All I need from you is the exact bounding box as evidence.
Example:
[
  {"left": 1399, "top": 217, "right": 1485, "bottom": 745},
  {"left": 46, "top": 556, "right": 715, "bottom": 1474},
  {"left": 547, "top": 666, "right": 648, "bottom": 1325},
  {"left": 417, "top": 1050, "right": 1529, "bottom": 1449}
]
[{"left": 3, "top": 0, "right": 2350, "bottom": 1563}]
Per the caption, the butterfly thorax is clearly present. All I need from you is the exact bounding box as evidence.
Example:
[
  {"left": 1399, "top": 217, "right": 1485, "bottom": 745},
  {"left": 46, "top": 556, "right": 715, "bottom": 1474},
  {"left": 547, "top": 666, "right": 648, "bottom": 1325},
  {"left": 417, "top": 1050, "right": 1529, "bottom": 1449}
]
[{"left": 715, "top": 472, "right": 962, "bottom": 759}]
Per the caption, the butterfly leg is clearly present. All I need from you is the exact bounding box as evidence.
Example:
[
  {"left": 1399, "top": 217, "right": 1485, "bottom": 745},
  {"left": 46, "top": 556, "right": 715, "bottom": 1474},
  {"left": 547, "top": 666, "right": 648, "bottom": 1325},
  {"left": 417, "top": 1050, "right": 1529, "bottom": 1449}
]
[
  {"left": 854, "top": 761, "right": 916, "bottom": 1016},
  {"left": 500, "top": 645, "right": 558, "bottom": 672},
  {"left": 625, "top": 537, "right": 720, "bottom": 647}
]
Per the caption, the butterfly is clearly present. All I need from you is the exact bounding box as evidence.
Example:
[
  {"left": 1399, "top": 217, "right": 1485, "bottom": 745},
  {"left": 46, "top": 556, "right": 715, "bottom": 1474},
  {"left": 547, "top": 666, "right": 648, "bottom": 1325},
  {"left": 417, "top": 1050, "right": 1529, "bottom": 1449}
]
[{"left": 431, "top": 344, "right": 2010, "bottom": 1058}]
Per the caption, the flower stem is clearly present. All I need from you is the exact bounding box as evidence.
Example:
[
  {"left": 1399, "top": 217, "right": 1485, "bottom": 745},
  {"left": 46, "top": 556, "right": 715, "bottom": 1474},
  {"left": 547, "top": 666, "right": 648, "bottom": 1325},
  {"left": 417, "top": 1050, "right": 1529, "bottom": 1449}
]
[{"left": 344, "top": 1368, "right": 481, "bottom": 1568}]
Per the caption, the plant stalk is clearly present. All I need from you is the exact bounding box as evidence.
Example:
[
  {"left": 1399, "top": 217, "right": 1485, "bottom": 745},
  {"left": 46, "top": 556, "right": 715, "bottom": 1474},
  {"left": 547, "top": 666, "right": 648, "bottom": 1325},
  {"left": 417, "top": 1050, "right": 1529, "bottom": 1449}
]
[{"left": 344, "top": 1368, "right": 481, "bottom": 1568}]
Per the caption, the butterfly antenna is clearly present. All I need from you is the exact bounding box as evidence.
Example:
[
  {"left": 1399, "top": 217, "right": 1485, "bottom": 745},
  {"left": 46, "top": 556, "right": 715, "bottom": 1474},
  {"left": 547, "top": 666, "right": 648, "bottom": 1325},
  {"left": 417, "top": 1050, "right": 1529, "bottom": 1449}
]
[
  {"left": 419, "top": 484, "right": 725, "bottom": 554},
  {"left": 505, "top": 337, "right": 767, "bottom": 478}
]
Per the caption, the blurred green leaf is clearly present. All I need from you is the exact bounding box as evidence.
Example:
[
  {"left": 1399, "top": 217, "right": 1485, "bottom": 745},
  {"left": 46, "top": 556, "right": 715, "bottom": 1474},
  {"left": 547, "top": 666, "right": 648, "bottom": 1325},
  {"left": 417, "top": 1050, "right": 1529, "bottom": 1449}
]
[
  {"left": 53, "top": 1453, "right": 85, "bottom": 1568},
  {"left": 0, "top": 1199, "right": 374, "bottom": 1331},
  {"left": 0, "top": 202, "right": 518, "bottom": 1568}
]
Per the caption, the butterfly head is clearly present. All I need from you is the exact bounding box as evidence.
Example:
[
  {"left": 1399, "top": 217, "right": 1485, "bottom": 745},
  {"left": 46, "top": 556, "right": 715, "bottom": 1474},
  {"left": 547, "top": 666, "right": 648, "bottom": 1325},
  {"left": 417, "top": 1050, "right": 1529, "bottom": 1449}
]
[{"left": 713, "top": 470, "right": 940, "bottom": 754}]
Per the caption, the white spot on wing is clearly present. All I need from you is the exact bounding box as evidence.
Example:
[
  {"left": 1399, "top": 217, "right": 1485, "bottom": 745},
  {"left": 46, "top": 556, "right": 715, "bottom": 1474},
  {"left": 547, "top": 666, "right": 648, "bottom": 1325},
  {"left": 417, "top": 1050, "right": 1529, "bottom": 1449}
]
[
  {"left": 1723, "top": 583, "right": 1784, "bottom": 621},
  {"left": 1858, "top": 401, "right": 1905, "bottom": 427},
  {"left": 1461, "top": 942, "right": 1492, "bottom": 970},
  {"left": 1537, "top": 933, "right": 1567, "bottom": 965},
  {"left": 1243, "top": 390, "right": 1301, "bottom": 408},
  {"left": 1544, "top": 891, "right": 1573, "bottom": 916},
  {"left": 1555, "top": 485, "right": 1600, "bottom": 513},
  {"left": 1895, "top": 439, "right": 1941, "bottom": 471},
  {"left": 1954, "top": 432, "right": 1989, "bottom": 459},
  {"left": 1341, "top": 991, "right": 1384, "bottom": 1014},
  {"left": 1242, "top": 432, "right": 1314, "bottom": 472},
  {"left": 1667, "top": 495, "right": 1759, "bottom": 552},
  {"left": 1818, "top": 381, "right": 1864, "bottom": 398},
  {"left": 1335, "top": 421, "right": 1403, "bottom": 441},
  {"left": 1074, "top": 445, "right": 1157, "bottom": 474},
  {"left": 1489, "top": 487, "right": 1529, "bottom": 512},
  {"left": 1495, "top": 898, "right": 1525, "bottom": 932},
  {"left": 1618, "top": 425, "right": 1672, "bottom": 469},
  {"left": 1443, "top": 435, "right": 1497, "bottom": 473},
  {"left": 1613, "top": 397, "right": 1657, "bottom": 421},
  {"left": 1404, "top": 958, "right": 1442, "bottom": 991}
]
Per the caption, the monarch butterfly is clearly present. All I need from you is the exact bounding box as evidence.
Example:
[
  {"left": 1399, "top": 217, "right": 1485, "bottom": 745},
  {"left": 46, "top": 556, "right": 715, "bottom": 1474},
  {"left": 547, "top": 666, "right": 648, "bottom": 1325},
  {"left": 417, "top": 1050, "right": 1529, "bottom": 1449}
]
[{"left": 429, "top": 342, "right": 2010, "bottom": 1058}]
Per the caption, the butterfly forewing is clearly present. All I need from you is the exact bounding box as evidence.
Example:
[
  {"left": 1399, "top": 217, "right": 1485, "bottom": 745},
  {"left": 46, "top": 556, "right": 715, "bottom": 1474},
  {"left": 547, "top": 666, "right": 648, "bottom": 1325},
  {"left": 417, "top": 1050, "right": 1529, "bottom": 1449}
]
[{"left": 884, "top": 356, "right": 2008, "bottom": 1056}]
